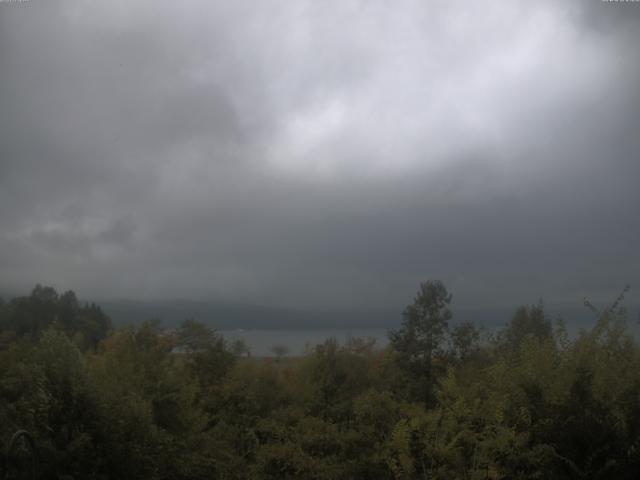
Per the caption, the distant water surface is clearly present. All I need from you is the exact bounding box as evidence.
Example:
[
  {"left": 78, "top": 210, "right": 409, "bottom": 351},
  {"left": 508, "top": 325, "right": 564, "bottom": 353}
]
[
  {"left": 220, "top": 315, "right": 640, "bottom": 357},
  {"left": 219, "top": 329, "right": 389, "bottom": 357}
]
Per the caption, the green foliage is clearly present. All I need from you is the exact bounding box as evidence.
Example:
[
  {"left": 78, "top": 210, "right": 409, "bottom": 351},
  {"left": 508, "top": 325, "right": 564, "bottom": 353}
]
[
  {"left": 450, "top": 320, "right": 483, "bottom": 361},
  {"left": 499, "top": 302, "right": 552, "bottom": 352},
  {"left": 389, "top": 280, "right": 453, "bottom": 404},
  {"left": 1, "top": 283, "right": 640, "bottom": 479},
  {"left": 0, "top": 285, "right": 111, "bottom": 349},
  {"left": 175, "top": 318, "right": 236, "bottom": 388}
]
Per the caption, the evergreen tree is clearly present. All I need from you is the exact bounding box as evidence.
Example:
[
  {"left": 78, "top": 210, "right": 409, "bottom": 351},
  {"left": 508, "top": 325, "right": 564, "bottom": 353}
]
[{"left": 389, "top": 280, "right": 452, "bottom": 404}]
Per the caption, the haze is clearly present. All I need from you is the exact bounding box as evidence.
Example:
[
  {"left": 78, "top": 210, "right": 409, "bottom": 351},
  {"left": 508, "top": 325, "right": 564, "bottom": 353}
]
[{"left": 1, "top": 0, "right": 639, "bottom": 319}]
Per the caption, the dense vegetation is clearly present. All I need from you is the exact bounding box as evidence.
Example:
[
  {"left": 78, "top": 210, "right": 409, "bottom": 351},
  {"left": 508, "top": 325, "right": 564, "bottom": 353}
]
[{"left": 1, "top": 282, "right": 639, "bottom": 479}]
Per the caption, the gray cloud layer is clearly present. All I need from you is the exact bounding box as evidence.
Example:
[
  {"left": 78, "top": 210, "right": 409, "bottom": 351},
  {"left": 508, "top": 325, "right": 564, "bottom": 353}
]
[{"left": 1, "top": 0, "right": 639, "bottom": 312}]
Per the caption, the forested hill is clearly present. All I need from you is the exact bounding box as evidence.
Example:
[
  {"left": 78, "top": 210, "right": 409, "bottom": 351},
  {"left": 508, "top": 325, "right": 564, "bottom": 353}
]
[
  {"left": 75, "top": 298, "right": 640, "bottom": 332},
  {"left": 99, "top": 299, "right": 400, "bottom": 329},
  {"left": 4, "top": 286, "right": 635, "bottom": 332},
  {"left": 1, "top": 282, "right": 640, "bottom": 479}
]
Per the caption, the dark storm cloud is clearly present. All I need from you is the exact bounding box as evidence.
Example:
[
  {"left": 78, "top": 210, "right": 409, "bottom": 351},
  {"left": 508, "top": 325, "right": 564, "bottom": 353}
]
[{"left": 1, "top": 0, "right": 639, "bottom": 314}]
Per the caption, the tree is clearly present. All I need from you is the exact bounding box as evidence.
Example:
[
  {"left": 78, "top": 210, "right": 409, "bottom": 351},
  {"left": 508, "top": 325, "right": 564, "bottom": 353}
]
[
  {"left": 175, "top": 319, "right": 235, "bottom": 388},
  {"left": 303, "top": 338, "right": 372, "bottom": 423},
  {"left": 270, "top": 344, "right": 289, "bottom": 361},
  {"left": 500, "top": 302, "right": 552, "bottom": 351},
  {"left": 0, "top": 286, "right": 111, "bottom": 348},
  {"left": 389, "top": 280, "right": 452, "bottom": 404},
  {"left": 231, "top": 338, "right": 251, "bottom": 358},
  {"left": 450, "top": 320, "right": 482, "bottom": 361}
]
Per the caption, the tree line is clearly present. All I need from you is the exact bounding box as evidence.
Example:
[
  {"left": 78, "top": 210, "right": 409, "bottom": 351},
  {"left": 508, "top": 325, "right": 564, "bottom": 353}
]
[{"left": 0, "top": 281, "right": 639, "bottom": 479}]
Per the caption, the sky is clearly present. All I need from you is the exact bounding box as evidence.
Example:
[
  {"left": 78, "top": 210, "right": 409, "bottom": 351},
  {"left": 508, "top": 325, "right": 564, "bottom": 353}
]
[{"left": 1, "top": 0, "right": 639, "bottom": 315}]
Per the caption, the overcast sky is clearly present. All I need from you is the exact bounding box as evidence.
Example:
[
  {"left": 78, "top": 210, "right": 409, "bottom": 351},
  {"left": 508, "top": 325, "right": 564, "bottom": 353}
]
[{"left": 1, "top": 0, "right": 639, "bottom": 312}]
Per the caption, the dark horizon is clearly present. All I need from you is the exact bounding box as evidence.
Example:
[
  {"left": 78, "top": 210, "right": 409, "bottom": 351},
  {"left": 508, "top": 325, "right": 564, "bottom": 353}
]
[
  {"left": 2, "top": 0, "right": 640, "bottom": 318},
  {"left": 5, "top": 283, "right": 638, "bottom": 333}
]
